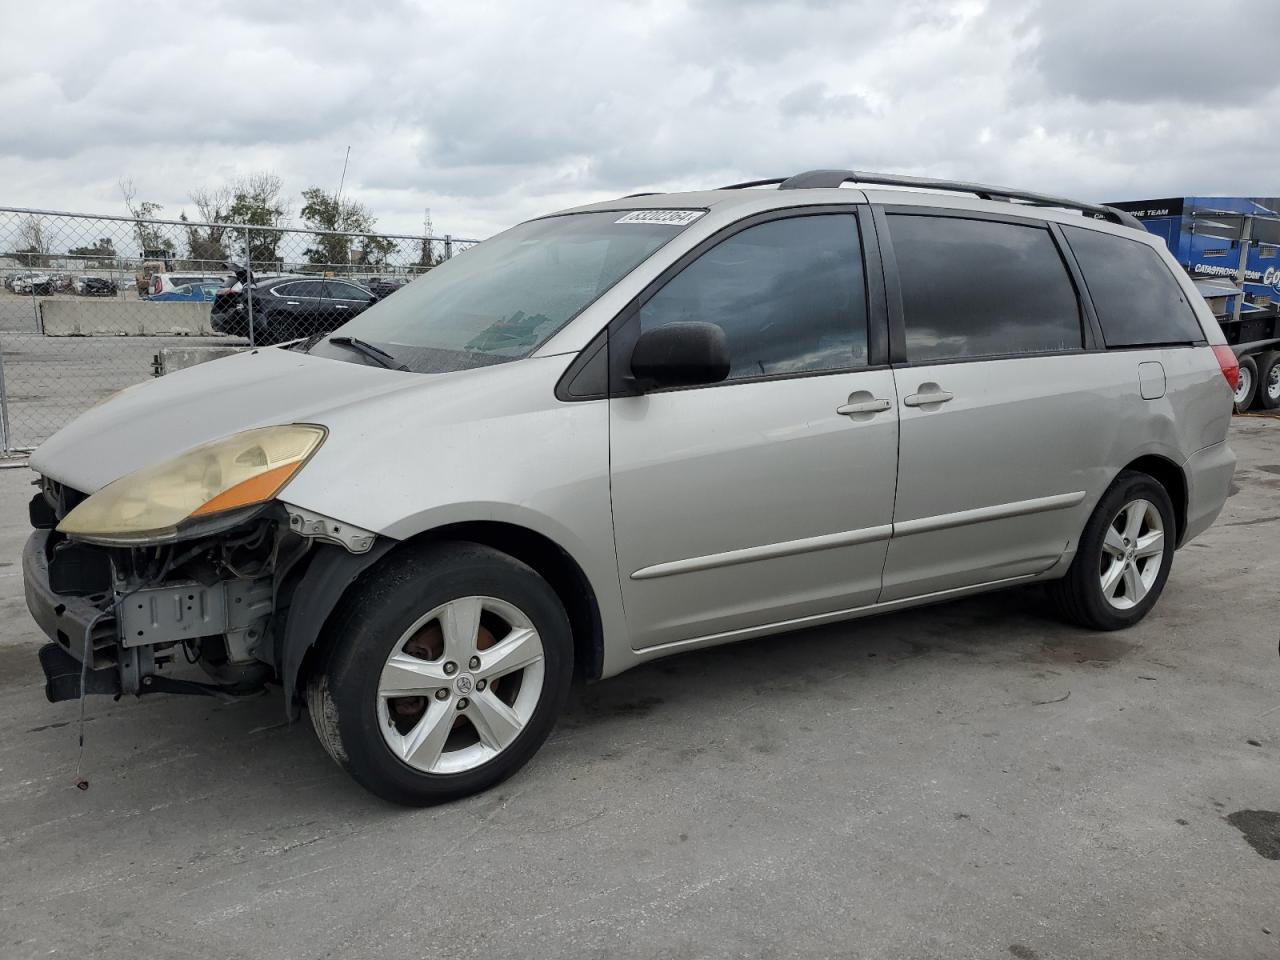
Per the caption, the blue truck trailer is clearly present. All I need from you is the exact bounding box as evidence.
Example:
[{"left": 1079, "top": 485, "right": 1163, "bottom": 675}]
[{"left": 1109, "top": 196, "right": 1280, "bottom": 411}]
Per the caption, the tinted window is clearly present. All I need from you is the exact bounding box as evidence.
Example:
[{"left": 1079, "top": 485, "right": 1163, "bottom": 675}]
[
  {"left": 638, "top": 215, "right": 867, "bottom": 380},
  {"left": 889, "top": 215, "right": 1082, "bottom": 362},
  {"left": 326, "top": 281, "right": 372, "bottom": 302},
  {"left": 276, "top": 281, "right": 322, "bottom": 297},
  {"left": 1062, "top": 226, "right": 1204, "bottom": 346}
]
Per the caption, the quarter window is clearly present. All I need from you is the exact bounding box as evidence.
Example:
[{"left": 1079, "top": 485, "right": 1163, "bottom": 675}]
[
  {"left": 1062, "top": 226, "right": 1205, "bottom": 346},
  {"left": 888, "top": 215, "right": 1083, "bottom": 362},
  {"left": 637, "top": 214, "right": 868, "bottom": 380}
]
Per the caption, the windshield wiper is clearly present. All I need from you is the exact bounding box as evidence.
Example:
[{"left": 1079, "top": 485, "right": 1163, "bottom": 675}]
[{"left": 326, "top": 336, "right": 408, "bottom": 371}]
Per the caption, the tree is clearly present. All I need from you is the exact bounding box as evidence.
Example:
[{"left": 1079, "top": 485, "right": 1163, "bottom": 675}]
[
  {"left": 358, "top": 233, "right": 397, "bottom": 268},
  {"left": 299, "top": 186, "right": 380, "bottom": 267},
  {"left": 14, "top": 215, "right": 50, "bottom": 267},
  {"left": 415, "top": 211, "right": 443, "bottom": 269},
  {"left": 184, "top": 185, "right": 235, "bottom": 263},
  {"left": 226, "top": 172, "right": 288, "bottom": 267},
  {"left": 67, "top": 237, "right": 118, "bottom": 268},
  {"left": 119, "top": 178, "right": 175, "bottom": 257}
]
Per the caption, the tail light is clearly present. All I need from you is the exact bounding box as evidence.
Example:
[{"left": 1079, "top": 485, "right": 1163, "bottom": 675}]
[
  {"left": 1211, "top": 344, "right": 1240, "bottom": 391},
  {"left": 152, "top": 277, "right": 162, "bottom": 295}
]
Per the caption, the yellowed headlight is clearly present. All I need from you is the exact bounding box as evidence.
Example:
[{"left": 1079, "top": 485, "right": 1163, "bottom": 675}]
[{"left": 57, "top": 425, "right": 326, "bottom": 544}]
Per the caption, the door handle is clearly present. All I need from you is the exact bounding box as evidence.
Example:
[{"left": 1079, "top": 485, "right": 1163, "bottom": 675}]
[
  {"left": 903, "top": 386, "right": 954, "bottom": 407},
  {"left": 836, "top": 397, "right": 892, "bottom": 416},
  {"left": 286, "top": 301, "right": 300, "bottom": 306}
]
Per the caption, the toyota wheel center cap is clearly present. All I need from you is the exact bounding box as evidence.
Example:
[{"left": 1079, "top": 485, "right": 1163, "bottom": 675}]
[{"left": 454, "top": 673, "right": 475, "bottom": 696}]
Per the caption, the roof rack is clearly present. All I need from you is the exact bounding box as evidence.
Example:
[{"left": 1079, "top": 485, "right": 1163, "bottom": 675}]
[{"left": 719, "top": 169, "right": 1143, "bottom": 229}]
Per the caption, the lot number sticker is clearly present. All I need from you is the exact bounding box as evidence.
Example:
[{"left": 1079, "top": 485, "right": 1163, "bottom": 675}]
[{"left": 615, "top": 210, "right": 705, "bottom": 226}]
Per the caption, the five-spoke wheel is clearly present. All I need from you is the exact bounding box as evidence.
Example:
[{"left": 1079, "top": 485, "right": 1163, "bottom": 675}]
[
  {"left": 307, "top": 542, "right": 572, "bottom": 805},
  {"left": 377, "top": 596, "right": 546, "bottom": 775},
  {"left": 1049, "top": 470, "right": 1176, "bottom": 631},
  {"left": 1098, "top": 499, "right": 1165, "bottom": 611}
]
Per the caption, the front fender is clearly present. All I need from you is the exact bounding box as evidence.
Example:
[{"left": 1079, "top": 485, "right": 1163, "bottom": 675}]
[{"left": 277, "top": 539, "right": 395, "bottom": 718}]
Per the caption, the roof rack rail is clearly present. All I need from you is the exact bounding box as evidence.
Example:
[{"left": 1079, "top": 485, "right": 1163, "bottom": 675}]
[{"left": 719, "top": 169, "right": 1142, "bottom": 229}]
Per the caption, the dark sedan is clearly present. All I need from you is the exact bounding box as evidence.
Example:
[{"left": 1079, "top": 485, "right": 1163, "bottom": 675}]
[
  {"left": 366, "top": 276, "right": 411, "bottom": 299},
  {"left": 211, "top": 277, "right": 378, "bottom": 344}
]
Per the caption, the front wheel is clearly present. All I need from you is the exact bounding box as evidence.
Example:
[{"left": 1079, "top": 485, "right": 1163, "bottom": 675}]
[
  {"left": 306, "top": 542, "right": 573, "bottom": 805},
  {"left": 1048, "top": 471, "right": 1176, "bottom": 631}
]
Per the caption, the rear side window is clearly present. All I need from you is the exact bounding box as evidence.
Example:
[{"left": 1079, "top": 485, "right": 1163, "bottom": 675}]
[
  {"left": 1062, "top": 226, "right": 1204, "bottom": 346},
  {"left": 638, "top": 214, "right": 868, "bottom": 380},
  {"left": 888, "top": 215, "right": 1082, "bottom": 362},
  {"left": 278, "top": 281, "right": 322, "bottom": 297},
  {"left": 326, "top": 281, "right": 373, "bottom": 302}
]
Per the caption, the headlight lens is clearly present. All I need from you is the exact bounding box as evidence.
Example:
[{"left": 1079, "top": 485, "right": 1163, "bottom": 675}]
[{"left": 58, "top": 424, "right": 326, "bottom": 544}]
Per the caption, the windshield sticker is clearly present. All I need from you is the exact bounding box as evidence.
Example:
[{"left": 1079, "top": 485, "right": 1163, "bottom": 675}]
[{"left": 615, "top": 210, "right": 705, "bottom": 226}]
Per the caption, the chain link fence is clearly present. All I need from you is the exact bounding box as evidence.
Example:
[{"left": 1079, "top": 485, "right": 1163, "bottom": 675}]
[{"left": 0, "top": 207, "right": 477, "bottom": 454}]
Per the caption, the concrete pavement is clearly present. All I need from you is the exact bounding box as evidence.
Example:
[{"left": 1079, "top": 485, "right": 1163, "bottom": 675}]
[{"left": 1, "top": 419, "right": 1278, "bottom": 959}]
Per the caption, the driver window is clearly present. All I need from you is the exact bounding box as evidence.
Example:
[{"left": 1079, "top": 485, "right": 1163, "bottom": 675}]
[{"left": 636, "top": 214, "right": 868, "bottom": 381}]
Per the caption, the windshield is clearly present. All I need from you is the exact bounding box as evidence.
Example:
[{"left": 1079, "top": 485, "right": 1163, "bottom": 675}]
[{"left": 307, "top": 209, "right": 701, "bottom": 372}]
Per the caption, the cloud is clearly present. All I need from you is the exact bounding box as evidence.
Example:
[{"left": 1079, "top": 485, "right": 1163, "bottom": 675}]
[{"left": 0, "top": 0, "right": 1277, "bottom": 240}]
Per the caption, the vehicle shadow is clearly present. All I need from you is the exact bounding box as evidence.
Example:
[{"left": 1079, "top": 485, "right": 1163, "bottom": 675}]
[
  {"left": 557, "top": 582, "right": 1130, "bottom": 733},
  {"left": 23, "top": 583, "right": 1132, "bottom": 808}
]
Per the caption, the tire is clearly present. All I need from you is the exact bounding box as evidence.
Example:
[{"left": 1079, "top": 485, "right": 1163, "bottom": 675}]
[
  {"left": 306, "top": 541, "right": 573, "bottom": 805},
  {"left": 1048, "top": 470, "right": 1176, "bottom": 631},
  {"left": 1256, "top": 351, "right": 1280, "bottom": 411},
  {"left": 1233, "top": 355, "right": 1258, "bottom": 413}
]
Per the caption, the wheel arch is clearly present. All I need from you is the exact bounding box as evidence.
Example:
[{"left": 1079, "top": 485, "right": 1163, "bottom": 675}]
[
  {"left": 1121, "top": 454, "right": 1188, "bottom": 545},
  {"left": 284, "top": 520, "right": 606, "bottom": 718},
  {"left": 399, "top": 520, "right": 606, "bottom": 685}
]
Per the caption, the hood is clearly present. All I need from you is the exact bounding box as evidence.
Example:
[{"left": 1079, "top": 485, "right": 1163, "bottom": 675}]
[{"left": 30, "top": 348, "right": 422, "bottom": 493}]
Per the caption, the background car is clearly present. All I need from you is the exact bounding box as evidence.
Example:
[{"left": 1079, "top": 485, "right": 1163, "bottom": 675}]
[
  {"left": 146, "top": 281, "right": 220, "bottom": 303},
  {"left": 366, "top": 276, "right": 410, "bottom": 298},
  {"left": 211, "top": 276, "right": 377, "bottom": 342},
  {"left": 70, "top": 276, "right": 120, "bottom": 296},
  {"left": 8, "top": 273, "right": 56, "bottom": 296},
  {"left": 149, "top": 273, "right": 230, "bottom": 298}
]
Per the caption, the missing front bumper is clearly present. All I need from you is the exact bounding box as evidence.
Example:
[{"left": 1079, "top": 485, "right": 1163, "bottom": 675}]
[{"left": 23, "top": 529, "right": 276, "bottom": 699}]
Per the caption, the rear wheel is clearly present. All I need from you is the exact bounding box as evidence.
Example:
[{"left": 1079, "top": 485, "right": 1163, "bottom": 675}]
[
  {"left": 306, "top": 542, "right": 573, "bottom": 805},
  {"left": 1256, "top": 352, "right": 1280, "bottom": 411},
  {"left": 1048, "top": 471, "right": 1176, "bottom": 631},
  {"left": 1233, "top": 355, "right": 1258, "bottom": 412}
]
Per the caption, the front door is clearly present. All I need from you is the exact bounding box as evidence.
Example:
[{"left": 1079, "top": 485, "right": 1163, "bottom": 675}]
[{"left": 608, "top": 211, "right": 900, "bottom": 650}]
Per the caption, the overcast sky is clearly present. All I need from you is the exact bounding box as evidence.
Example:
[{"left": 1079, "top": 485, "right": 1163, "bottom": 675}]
[{"left": 3, "top": 0, "right": 1277, "bottom": 241}]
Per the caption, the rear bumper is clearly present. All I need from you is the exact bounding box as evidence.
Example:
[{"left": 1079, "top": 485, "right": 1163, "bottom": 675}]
[{"left": 1183, "top": 441, "right": 1236, "bottom": 545}]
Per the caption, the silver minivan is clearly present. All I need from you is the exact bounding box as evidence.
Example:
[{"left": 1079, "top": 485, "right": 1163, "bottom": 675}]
[{"left": 24, "top": 170, "right": 1238, "bottom": 804}]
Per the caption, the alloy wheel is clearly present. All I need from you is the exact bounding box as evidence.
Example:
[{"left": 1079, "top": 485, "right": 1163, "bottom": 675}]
[
  {"left": 1098, "top": 499, "right": 1165, "bottom": 611},
  {"left": 377, "top": 596, "right": 545, "bottom": 774}
]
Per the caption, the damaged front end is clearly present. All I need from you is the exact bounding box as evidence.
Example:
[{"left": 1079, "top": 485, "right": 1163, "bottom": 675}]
[{"left": 24, "top": 472, "right": 385, "bottom": 711}]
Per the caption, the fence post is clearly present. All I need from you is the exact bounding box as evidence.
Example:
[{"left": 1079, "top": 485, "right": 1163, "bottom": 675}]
[
  {"left": 0, "top": 338, "right": 11, "bottom": 454},
  {"left": 244, "top": 229, "right": 256, "bottom": 348},
  {"left": 28, "top": 214, "right": 42, "bottom": 332},
  {"left": 444, "top": 235, "right": 453, "bottom": 260}
]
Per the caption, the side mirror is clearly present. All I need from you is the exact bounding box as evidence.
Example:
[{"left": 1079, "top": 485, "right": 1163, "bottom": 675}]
[{"left": 629, "top": 321, "right": 730, "bottom": 390}]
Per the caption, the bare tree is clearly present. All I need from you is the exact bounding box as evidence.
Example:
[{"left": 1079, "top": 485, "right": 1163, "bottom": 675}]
[
  {"left": 15, "top": 215, "right": 50, "bottom": 267},
  {"left": 119, "top": 178, "right": 174, "bottom": 258},
  {"left": 185, "top": 185, "right": 236, "bottom": 263}
]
